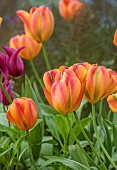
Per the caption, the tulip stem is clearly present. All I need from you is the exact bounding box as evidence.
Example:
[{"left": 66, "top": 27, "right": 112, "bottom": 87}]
[
  {"left": 92, "top": 104, "right": 117, "bottom": 169},
  {"left": 42, "top": 43, "right": 51, "bottom": 70},
  {"left": 26, "top": 130, "right": 37, "bottom": 170},
  {"left": 0, "top": 81, "right": 12, "bottom": 104},
  {"left": 73, "top": 111, "right": 107, "bottom": 170},
  {"left": 29, "top": 60, "right": 44, "bottom": 89},
  {"left": 66, "top": 115, "right": 101, "bottom": 170}
]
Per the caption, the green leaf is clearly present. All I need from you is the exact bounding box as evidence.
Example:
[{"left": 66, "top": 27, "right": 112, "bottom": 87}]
[
  {"left": 30, "top": 119, "right": 44, "bottom": 159},
  {"left": 76, "top": 99, "right": 88, "bottom": 119},
  {"left": 69, "top": 117, "right": 91, "bottom": 144},
  {"left": 40, "top": 156, "right": 90, "bottom": 170},
  {"left": 69, "top": 145, "right": 89, "bottom": 167},
  {"left": 40, "top": 143, "right": 53, "bottom": 158},
  {"left": 113, "top": 124, "right": 117, "bottom": 151},
  {"left": 25, "top": 74, "right": 42, "bottom": 118},
  {"left": 0, "top": 113, "right": 9, "bottom": 126},
  {"left": 45, "top": 115, "right": 62, "bottom": 146},
  {"left": 54, "top": 115, "right": 69, "bottom": 144},
  {"left": 39, "top": 103, "right": 59, "bottom": 116}
]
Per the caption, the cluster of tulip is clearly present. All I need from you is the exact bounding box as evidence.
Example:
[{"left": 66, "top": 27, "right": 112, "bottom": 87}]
[{"left": 1, "top": 0, "right": 117, "bottom": 169}]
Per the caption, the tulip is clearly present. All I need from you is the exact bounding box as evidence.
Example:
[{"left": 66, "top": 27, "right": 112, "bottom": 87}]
[
  {"left": 16, "top": 5, "right": 54, "bottom": 43},
  {"left": 0, "top": 17, "right": 2, "bottom": 25},
  {"left": 58, "top": 0, "right": 87, "bottom": 21},
  {"left": 43, "top": 67, "right": 87, "bottom": 114},
  {"left": 113, "top": 29, "right": 117, "bottom": 46},
  {"left": 9, "top": 34, "right": 42, "bottom": 60},
  {"left": 6, "top": 97, "right": 38, "bottom": 130},
  {"left": 0, "top": 80, "right": 14, "bottom": 106},
  {"left": 107, "top": 93, "right": 117, "bottom": 112},
  {"left": 3, "top": 46, "right": 24, "bottom": 78},
  {"left": 0, "top": 52, "right": 8, "bottom": 78},
  {"left": 84, "top": 64, "right": 117, "bottom": 104}
]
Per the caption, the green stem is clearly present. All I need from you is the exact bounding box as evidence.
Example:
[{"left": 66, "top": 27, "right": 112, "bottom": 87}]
[
  {"left": 0, "top": 81, "right": 12, "bottom": 104},
  {"left": 66, "top": 115, "right": 101, "bottom": 169},
  {"left": 42, "top": 44, "right": 51, "bottom": 70},
  {"left": 26, "top": 130, "right": 37, "bottom": 170},
  {"left": 74, "top": 111, "right": 107, "bottom": 170},
  {"left": 92, "top": 104, "right": 117, "bottom": 169},
  {"left": 29, "top": 60, "right": 44, "bottom": 89}
]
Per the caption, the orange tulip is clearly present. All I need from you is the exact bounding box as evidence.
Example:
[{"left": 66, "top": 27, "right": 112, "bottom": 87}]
[
  {"left": 107, "top": 93, "right": 117, "bottom": 112},
  {"left": 6, "top": 97, "right": 38, "bottom": 130},
  {"left": 84, "top": 64, "right": 117, "bottom": 104},
  {"left": 113, "top": 29, "right": 117, "bottom": 46},
  {"left": 43, "top": 65, "right": 87, "bottom": 114},
  {"left": 58, "top": 0, "right": 87, "bottom": 21},
  {"left": 9, "top": 34, "right": 42, "bottom": 60},
  {"left": 16, "top": 5, "right": 54, "bottom": 43},
  {"left": 0, "top": 17, "right": 2, "bottom": 25}
]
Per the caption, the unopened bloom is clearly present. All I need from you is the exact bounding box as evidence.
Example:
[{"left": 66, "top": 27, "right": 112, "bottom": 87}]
[
  {"left": 0, "top": 17, "right": 2, "bottom": 25},
  {"left": 43, "top": 65, "right": 87, "bottom": 114},
  {"left": 9, "top": 34, "right": 42, "bottom": 60},
  {"left": 107, "top": 93, "right": 117, "bottom": 112},
  {"left": 113, "top": 29, "right": 117, "bottom": 46},
  {"left": 58, "top": 0, "right": 87, "bottom": 21},
  {"left": 84, "top": 64, "right": 117, "bottom": 104},
  {"left": 0, "top": 80, "right": 14, "bottom": 106},
  {"left": 0, "top": 52, "right": 8, "bottom": 78},
  {"left": 16, "top": 5, "right": 54, "bottom": 43},
  {"left": 3, "top": 46, "right": 24, "bottom": 78},
  {"left": 6, "top": 97, "right": 38, "bottom": 130}
]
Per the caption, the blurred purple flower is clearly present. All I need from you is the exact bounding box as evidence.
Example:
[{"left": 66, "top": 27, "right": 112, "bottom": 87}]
[
  {"left": 3, "top": 46, "right": 24, "bottom": 78},
  {"left": 0, "top": 79, "right": 14, "bottom": 106},
  {"left": 0, "top": 52, "right": 8, "bottom": 79}
]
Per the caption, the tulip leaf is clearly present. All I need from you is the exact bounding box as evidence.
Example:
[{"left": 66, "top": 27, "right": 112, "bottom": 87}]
[
  {"left": 45, "top": 115, "right": 62, "bottom": 146},
  {"left": 69, "top": 117, "right": 91, "bottom": 145},
  {"left": 113, "top": 124, "right": 117, "bottom": 151},
  {"left": 24, "top": 74, "right": 42, "bottom": 118},
  {"left": 54, "top": 115, "right": 69, "bottom": 145},
  {"left": 39, "top": 103, "right": 59, "bottom": 116},
  {"left": 0, "top": 113, "right": 9, "bottom": 126},
  {"left": 40, "top": 156, "right": 90, "bottom": 170},
  {"left": 69, "top": 145, "right": 89, "bottom": 167},
  {"left": 30, "top": 119, "right": 44, "bottom": 159}
]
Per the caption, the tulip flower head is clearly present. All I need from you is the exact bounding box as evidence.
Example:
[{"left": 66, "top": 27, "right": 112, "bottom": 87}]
[
  {"left": 6, "top": 97, "right": 38, "bottom": 130},
  {"left": 84, "top": 64, "right": 117, "bottom": 104},
  {"left": 107, "top": 93, "right": 117, "bottom": 112},
  {"left": 9, "top": 34, "right": 42, "bottom": 60},
  {"left": 43, "top": 65, "right": 87, "bottom": 114},
  {"left": 0, "top": 17, "right": 2, "bottom": 25},
  {"left": 0, "top": 52, "right": 8, "bottom": 78},
  {"left": 3, "top": 46, "right": 24, "bottom": 78},
  {"left": 16, "top": 5, "right": 54, "bottom": 43},
  {"left": 0, "top": 80, "right": 14, "bottom": 106},
  {"left": 113, "top": 29, "right": 117, "bottom": 46},
  {"left": 58, "top": 0, "right": 87, "bottom": 21}
]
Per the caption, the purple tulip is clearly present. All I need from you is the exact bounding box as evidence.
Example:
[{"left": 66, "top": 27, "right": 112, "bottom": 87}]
[
  {"left": 0, "top": 79, "right": 14, "bottom": 106},
  {"left": 3, "top": 46, "right": 24, "bottom": 78},
  {"left": 0, "top": 52, "right": 8, "bottom": 78}
]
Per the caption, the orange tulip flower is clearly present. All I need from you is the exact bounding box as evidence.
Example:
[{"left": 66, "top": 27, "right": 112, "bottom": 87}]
[
  {"left": 113, "top": 29, "right": 117, "bottom": 46},
  {"left": 84, "top": 64, "right": 117, "bottom": 104},
  {"left": 16, "top": 5, "right": 54, "bottom": 43},
  {"left": 6, "top": 97, "right": 38, "bottom": 130},
  {"left": 43, "top": 65, "right": 87, "bottom": 114},
  {"left": 107, "top": 93, "right": 117, "bottom": 112},
  {"left": 0, "top": 17, "right": 2, "bottom": 25},
  {"left": 9, "top": 34, "right": 42, "bottom": 60},
  {"left": 58, "top": 0, "right": 87, "bottom": 21}
]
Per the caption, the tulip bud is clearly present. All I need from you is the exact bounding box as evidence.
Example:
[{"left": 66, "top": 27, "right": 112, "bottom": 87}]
[
  {"left": 9, "top": 34, "right": 42, "bottom": 60},
  {"left": 3, "top": 46, "right": 24, "bottom": 78},
  {"left": 113, "top": 29, "right": 117, "bottom": 46},
  {"left": 6, "top": 97, "right": 38, "bottom": 130},
  {"left": 0, "top": 80, "right": 14, "bottom": 106},
  {"left": 84, "top": 65, "right": 117, "bottom": 104},
  {"left": 58, "top": 0, "right": 87, "bottom": 21},
  {"left": 0, "top": 52, "right": 8, "bottom": 78},
  {"left": 107, "top": 93, "right": 117, "bottom": 112},
  {"left": 0, "top": 17, "right": 2, "bottom": 25},
  {"left": 43, "top": 67, "right": 86, "bottom": 114},
  {"left": 16, "top": 5, "right": 54, "bottom": 43}
]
